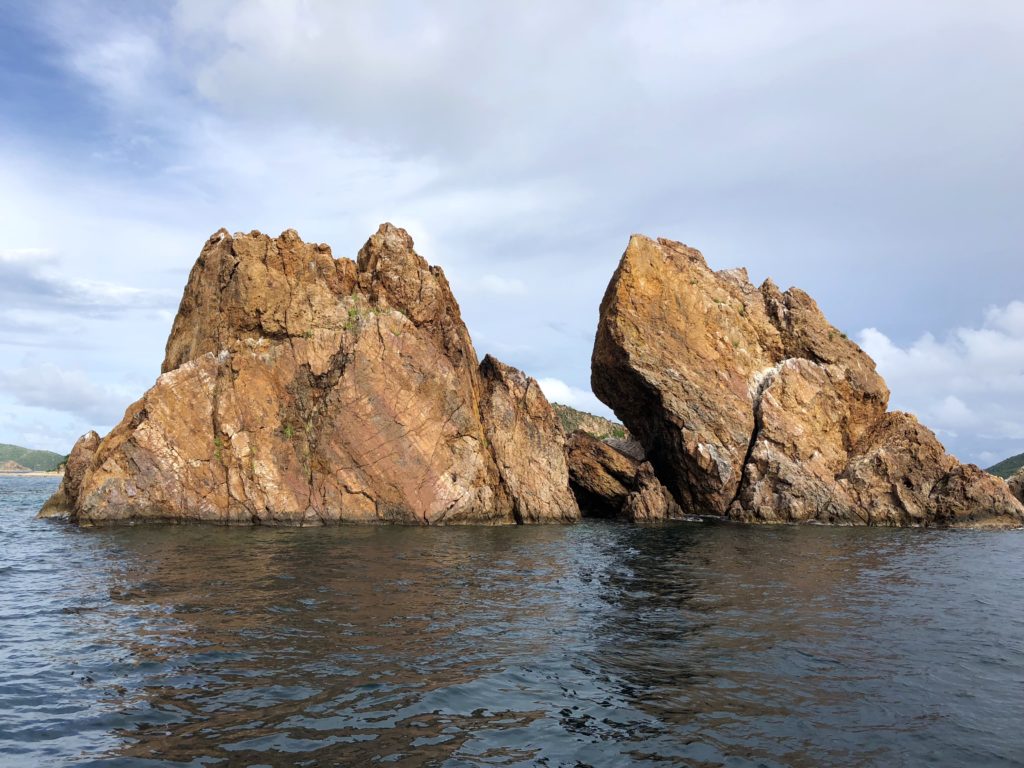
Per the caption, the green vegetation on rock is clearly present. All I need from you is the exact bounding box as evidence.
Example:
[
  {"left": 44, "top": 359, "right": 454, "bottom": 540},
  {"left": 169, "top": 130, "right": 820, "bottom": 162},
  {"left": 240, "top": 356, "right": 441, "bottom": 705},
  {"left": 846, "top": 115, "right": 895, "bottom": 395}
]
[
  {"left": 551, "top": 403, "right": 627, "bottom": 441},
  {"left": 0, "top": 443, "right": 67, "bottom": 472},
  {"left": 987, "top": 453, "right": 1024, "bottom": 479}
]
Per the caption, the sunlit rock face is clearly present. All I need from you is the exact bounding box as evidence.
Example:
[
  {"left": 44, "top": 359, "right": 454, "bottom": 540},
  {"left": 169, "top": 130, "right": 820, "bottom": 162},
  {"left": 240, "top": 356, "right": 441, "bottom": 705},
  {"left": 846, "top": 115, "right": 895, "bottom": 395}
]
[
  {"left": 592, "top": 234, "right": 1024, "bottom": 529},
  {"left": 42, "top": 224, "right": 578, "bottom": 526}
]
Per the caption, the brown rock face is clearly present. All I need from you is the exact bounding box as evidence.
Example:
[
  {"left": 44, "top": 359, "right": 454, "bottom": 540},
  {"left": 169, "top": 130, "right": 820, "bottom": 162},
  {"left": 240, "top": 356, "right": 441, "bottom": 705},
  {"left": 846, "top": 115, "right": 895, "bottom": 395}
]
[
  {"left": 566, "top": 431, "right": 638, "bottom": 518},
  {"left": 479, "top": 355, "right": 579, "bottom": 524},
  {"left": 593, "top": 234, "right": 1024, "bottom": 528},
  {"left": 551, "top": 403, "right": 628, "bottom": 441},
  {"left": 622, "top": 462, "right": 683, "bottom": 522},
  {"left": 565, "top": 431, "right": 679, "bottom": 521},
  {"left": 38, "top": 431, "right": 99, "bottom": 517},
  {"left": 43, "top": 225, "right": 579, "bottom": 526},
  {"left": 1010, "top": 469, "right": 1024, "bottom": 504}
]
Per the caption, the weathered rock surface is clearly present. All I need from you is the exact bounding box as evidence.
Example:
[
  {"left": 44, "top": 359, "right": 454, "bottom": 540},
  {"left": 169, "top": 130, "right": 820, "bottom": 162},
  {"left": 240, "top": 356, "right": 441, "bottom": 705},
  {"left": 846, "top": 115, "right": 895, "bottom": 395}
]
[
  {"left": 1007, "top": 468, "right": 1024, "bottom": 505},
  {"left": 479, "top": 356, "right": 579, "bottom": 523},
  {"left": 551, "top": 403, "right": 628, "bottom": 441},
  {"left": 593, "top": 234, "right": 1024, "bottom": 528},
  {"left": 623, "top": 461, "right": 683, "bottom": 522},
  {"left": 43, "top": 225, "right": 579, "bottom": 526},
  {"left": 566, "top": 431, "right": 638, "bottom": 518},
  {"left": 565, "top": 431, "right": 679, "bottom": 521},
  {"left": 39, "top": 432, "right": 99, "bottom": 517}
]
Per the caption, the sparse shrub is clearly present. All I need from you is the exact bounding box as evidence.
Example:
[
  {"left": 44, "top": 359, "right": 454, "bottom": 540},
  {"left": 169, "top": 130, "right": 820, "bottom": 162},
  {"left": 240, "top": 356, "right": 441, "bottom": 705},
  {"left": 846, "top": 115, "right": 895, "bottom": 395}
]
[{"left": 345, "top": 306, "right": 360, "bottom": 331}]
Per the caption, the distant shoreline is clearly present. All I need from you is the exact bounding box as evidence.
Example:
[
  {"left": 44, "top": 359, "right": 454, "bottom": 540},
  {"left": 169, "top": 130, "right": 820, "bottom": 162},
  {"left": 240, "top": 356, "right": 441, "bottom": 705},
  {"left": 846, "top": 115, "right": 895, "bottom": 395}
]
[{"left": 0, "top": 471, "right": 63, "bottom": 478}]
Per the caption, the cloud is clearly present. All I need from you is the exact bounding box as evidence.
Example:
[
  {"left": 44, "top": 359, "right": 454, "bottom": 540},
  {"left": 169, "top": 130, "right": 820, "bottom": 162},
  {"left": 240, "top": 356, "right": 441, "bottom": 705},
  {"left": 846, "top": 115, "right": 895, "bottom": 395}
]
[
  {"left": 1, "top": 0, "right": 1022, "bottom": 459},
  {"left": 860, "top": 300, "right": 1024, "bottom": 464},
  {"left": 537, "top": 377, "right": 614, "bottom": 419},
  {"left": 0, "top": 360, "right": 138, "bottom": 426},
  {"left": 472, "top": 275, "right": 528, "bottom": 296},
  {"left": 0, "top": 247, "right": 178, "bottom": 317}
]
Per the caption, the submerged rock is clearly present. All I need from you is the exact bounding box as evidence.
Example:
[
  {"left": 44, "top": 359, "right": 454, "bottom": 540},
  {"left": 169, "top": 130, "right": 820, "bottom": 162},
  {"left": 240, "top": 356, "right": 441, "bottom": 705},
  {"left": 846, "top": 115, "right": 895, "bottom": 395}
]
[
  {"left": 43, "top": 225, "right": 579, "bottom": 526},
  {"left": 592, "top": 234, "right": 1024, "bottom": 528}
]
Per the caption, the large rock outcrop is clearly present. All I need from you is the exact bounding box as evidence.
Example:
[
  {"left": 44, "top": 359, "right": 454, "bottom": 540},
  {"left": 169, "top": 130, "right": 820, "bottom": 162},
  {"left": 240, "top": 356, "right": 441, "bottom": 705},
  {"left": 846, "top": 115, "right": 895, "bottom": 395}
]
[
  {"left": 1009, "top": 468, "right": 1024, "bottom": 505},
  {"left": 41, "top": 225, "right": 579, "bottom": 526},
  {"left": 593, "top": 234, "right": 1024, "bottom": 528}
]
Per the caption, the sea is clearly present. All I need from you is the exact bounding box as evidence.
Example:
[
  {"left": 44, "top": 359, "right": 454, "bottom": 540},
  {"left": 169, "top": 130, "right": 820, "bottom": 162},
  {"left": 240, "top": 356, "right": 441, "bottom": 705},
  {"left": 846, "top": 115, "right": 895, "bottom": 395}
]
[{"left": 2, "top": 475, "right": 1023, "bottom": 767}]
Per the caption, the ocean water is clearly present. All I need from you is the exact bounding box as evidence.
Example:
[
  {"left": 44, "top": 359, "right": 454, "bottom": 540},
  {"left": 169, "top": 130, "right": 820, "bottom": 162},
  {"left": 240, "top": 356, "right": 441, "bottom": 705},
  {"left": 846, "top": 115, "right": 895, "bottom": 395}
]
[{"left": 2, "top": 476, "right": 1023, "bottom": 767}]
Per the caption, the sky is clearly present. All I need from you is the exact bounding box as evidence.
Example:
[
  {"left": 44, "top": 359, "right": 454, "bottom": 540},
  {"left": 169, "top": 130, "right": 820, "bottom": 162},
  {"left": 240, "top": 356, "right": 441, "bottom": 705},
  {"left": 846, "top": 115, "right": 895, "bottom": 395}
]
[{"left": 0, "top": 0, "right": 1022, "bottom": 467}]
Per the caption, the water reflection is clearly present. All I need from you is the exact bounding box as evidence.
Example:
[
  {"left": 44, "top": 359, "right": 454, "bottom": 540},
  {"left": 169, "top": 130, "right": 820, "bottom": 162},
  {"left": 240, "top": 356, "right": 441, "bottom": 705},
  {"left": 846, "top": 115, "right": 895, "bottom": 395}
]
[{"left": 2, "top": 478, "right": 1024, "bottom": 767}]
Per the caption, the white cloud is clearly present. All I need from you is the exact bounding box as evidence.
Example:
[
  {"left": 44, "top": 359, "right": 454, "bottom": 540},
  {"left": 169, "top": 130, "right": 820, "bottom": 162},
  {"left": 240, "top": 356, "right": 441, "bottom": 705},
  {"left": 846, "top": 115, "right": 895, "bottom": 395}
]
[
  {"left": 860, "top": 300, "right": 1024, "bottom": 464},
  {"left": 0, "top": 360, "right": 139, "bottom": 427},
  {"left": 0, "top": 245, "right": 178, "bottom": 316},
  {"left": 0, "top": 248, "right": 57, "bottom": 265},
  {"left": 3, "top": 0, "right": 1023, "bottom": 460},
  {"left": 537, "top": 377, "right": 614, "bottom": 420},
  {"left": 476, "top": 275, "right": 527, "bottom": 296},
  {"left": 69, "top": 31, "right": 160, "bottom": 106}
]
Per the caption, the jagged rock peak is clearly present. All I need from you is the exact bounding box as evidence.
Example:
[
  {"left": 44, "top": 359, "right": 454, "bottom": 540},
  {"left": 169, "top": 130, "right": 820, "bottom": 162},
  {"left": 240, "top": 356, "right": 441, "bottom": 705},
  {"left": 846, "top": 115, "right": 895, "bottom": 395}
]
[
  {"left": 42, "top": 225, "right": 579, "bottom": 527},
  {"left": 592, "top": 233, "right": 1024, "bottom": 528}
]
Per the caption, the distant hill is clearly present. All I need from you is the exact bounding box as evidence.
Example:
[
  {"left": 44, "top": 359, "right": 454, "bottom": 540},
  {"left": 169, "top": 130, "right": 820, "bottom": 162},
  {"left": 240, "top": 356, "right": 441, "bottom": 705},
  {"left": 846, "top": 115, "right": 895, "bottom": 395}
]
[
  {"left": 552, "top": 403, "right": 628, "bottom": 440},
  {"left": 987, "top": 453, "right": 1024, "bottom": 479},
  {"left": 0, "top": 443, "right": 67, "bottom": 472}
]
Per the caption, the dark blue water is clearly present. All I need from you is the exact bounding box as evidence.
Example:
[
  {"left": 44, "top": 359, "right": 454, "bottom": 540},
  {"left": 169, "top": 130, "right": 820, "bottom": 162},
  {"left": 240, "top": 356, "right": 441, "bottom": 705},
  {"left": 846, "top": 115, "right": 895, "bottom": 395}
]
[{"left": 2, "top": 476, "right": 1024, "bottom": 767}]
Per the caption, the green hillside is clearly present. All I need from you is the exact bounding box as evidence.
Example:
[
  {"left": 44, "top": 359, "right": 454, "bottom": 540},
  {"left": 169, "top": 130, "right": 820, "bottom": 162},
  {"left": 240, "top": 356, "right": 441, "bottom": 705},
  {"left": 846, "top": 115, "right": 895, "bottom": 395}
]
[
  {"left": 552, "top": 403, "right": 627, "bottom": 440},
  {"left": 0, "top": 443, "right": 67, "bottom": 472},
  {"left": 987, "top": 453, "right": 1024, "bottom": 479}
]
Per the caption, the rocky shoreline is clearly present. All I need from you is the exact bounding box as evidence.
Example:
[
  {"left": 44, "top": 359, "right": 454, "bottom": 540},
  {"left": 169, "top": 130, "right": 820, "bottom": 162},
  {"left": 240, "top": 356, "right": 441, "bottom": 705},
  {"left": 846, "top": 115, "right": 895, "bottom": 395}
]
[{"left": 40, "top": 225, "right": 1024, "bottom": 529}]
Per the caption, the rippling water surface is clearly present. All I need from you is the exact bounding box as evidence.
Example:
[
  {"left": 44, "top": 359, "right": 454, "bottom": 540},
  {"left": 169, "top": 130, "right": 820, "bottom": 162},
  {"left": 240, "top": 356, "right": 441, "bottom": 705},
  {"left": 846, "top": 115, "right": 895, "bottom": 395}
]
[{"left": 3, "top": 476, "right": 1024, "bottom": 767}]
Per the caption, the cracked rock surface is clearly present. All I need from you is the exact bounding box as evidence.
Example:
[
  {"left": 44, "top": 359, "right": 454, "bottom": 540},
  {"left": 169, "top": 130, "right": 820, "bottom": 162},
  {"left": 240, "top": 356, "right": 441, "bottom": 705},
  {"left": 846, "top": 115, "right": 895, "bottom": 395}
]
[
  {"left": 592, "top": 234, "right": 1024, "bottom": 528},
  {"left": 42, "top": 224, "right": 579, "bottom": 526}
]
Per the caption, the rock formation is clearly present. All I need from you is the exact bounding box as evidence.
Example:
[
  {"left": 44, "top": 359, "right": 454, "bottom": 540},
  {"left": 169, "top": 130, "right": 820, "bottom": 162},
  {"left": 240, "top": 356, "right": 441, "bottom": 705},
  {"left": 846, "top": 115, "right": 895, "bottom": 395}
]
[
  {"left": 1009, "top": 468, "right": 1024, "bottom": 505},
  {"left": 592, "top": 234, "right": 1024, "bottom": 528},
  {"left": 41, "top": 225, "right": 579, "bottom": 526},
  {"left": 478, "top": 356, "right": 579, "bottom": 523},
  {"left": 565, "top": 431, "right": 680, "bottom": 521},
  {"left": 0, "top": 460, "right": 32, "bottom": 473}
]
